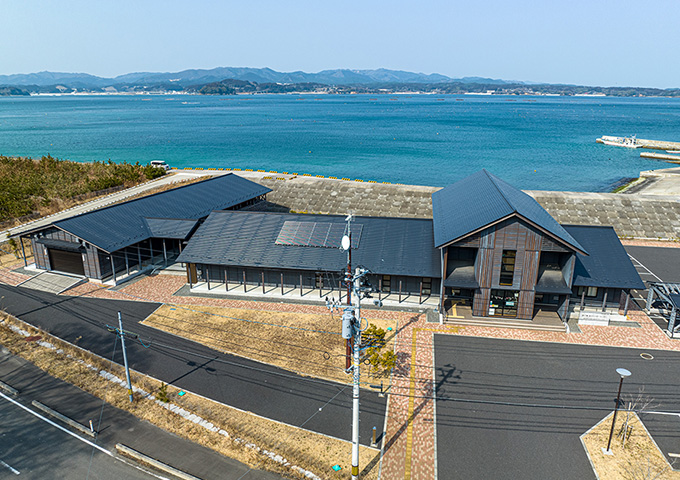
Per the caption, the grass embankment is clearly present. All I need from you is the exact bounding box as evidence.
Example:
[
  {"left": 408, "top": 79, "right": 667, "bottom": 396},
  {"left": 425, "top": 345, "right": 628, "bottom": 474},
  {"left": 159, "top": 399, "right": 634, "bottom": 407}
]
[
  {"left": 582, "top": 412, "right": 678, "bottom": 479},
  {"left": 0, "top": 155, "right": 165, "bottom": 224},
  {"left": 0, "top": 312, "right": 382, "bottom": 479},
  {"left": 0, "top": 313, "right": 379, "bottom": 479},
  {"left": 142, "top": 304, "right": 397, "bottom": 386}
]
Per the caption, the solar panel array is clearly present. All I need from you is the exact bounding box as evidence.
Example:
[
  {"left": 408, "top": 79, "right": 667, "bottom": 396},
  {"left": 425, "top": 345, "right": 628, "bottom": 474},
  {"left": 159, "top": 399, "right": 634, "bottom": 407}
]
[{"left": 275, "top": 221, "right": 362, "bottom": 248}]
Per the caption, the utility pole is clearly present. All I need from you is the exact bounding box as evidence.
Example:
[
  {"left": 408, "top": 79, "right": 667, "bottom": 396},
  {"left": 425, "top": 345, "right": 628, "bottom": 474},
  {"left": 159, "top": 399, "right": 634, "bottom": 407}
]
[
  {"left": 345, "top": 215, "right": 353, "bottom": 372},
  {"left": 341, "top": 265, "right": 373, "bottom": 480},
  {"left": 108, "top": 312, "right": 134, "bottom": 402}
]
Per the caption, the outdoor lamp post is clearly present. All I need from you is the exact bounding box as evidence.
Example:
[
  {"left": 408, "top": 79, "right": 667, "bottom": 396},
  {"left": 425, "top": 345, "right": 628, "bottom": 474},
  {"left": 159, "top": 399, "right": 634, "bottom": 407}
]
[{"left": 605, "top": 367, "right": 632, "bottom": 454}]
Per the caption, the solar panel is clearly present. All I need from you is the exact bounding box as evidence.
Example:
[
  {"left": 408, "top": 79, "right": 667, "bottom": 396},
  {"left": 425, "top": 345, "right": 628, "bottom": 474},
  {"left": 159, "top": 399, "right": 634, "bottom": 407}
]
[{"left": 275, "top": 221, "right": 362, "bottom": 248}]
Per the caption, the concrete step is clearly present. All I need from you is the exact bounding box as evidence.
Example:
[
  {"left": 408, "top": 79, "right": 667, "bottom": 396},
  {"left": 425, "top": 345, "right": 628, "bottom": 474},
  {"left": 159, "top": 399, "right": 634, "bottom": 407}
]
[{"left": 444, "top": 317, "right": 566, "bottom": 332}]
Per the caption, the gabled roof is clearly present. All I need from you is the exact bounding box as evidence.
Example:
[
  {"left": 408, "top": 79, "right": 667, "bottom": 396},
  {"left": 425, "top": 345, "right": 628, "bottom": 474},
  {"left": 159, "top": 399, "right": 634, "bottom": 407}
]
[
  {"left": 432, "top": 169, "right": 586, "bottom": 253},
  {"left": 50, "top": 174, "right": 270, "bottom": 252},
  {"left": 177, "top": 211, "right": 441, "bottom": 277},
  {"left": 564, "top": 225, "right": 645, "bottom": 290}
]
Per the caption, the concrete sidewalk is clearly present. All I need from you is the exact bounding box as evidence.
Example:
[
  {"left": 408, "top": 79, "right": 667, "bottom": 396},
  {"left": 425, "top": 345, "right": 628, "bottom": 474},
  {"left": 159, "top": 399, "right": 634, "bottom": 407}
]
[{"left": 0, "top": 348, "right": 281, "bottom": 480}]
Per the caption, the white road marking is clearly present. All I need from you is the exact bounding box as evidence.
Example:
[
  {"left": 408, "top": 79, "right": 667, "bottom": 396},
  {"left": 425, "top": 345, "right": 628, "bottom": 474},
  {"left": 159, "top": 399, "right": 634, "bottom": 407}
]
[
  {"left": 628, "top": 253, "right": 663, "bottom": 282},
  {"left": 0, "top": 392, "right": 170, "bottom": 480},
  {"left": 0, "top": 391, "right": 111, "bottom": 455},
  {"left": 0, "top": 459, "right": 20, "bottom": 475}
]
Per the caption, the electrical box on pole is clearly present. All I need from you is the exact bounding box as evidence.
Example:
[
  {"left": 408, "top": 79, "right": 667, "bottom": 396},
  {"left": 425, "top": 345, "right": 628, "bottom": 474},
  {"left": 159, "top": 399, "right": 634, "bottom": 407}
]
[{"left": 342, "top": 308, "right": 355, "bottom": 339}]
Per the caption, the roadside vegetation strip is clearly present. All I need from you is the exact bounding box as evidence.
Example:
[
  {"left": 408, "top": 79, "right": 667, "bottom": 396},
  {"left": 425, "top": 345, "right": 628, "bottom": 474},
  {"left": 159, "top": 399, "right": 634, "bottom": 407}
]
[
  {"left": 141, "top": 303, "right": 397, "bottom": 386},
  {"left": 581, "top": 412, "right": 678, "bottom": 479},
  {"left": 0, "top": 312, "right": 381, "bottom": 480}
]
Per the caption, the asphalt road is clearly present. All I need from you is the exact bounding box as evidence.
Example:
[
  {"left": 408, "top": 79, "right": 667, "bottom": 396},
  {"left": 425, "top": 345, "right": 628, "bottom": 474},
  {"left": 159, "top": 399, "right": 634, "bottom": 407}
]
[
  {"left": 434, "top": 335, "right": 680, "bottom": 480},
  {"left": 0, "top": 284, "right": 386, "bottom": 446},
  {"left": 0, "top": 393, "right": 158, "bottom": 480},
  {"left": 0, "top": 347, "right": 281, "bottom": 480}
]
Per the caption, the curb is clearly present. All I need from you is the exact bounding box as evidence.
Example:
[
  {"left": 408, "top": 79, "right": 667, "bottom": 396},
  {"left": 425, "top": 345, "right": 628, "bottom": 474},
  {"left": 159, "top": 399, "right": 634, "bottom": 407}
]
[
  {"left": 0, "top": 379, "right": 19, "bottom": 396},
  {"left": 31, "top": 400, "right": 96, "bottom": 437},
  {"left": 116, "top": 444, "right": 201, "bottom": 480}
]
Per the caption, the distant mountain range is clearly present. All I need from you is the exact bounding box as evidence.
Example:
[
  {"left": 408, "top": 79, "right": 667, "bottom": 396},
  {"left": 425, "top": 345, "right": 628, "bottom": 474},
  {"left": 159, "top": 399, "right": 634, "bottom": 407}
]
[
  {"left": 1, "top": 67, "right": 678, "bottom": 97},
  {"left": 0, "top": 67, "right": 515, "bottom": 89}
]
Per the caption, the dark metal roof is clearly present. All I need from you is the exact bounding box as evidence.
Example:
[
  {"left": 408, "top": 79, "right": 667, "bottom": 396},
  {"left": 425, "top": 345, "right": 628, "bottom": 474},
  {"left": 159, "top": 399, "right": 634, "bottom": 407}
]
[
  {"left": 143, "top": 218, "right": 199, "bottom": 239},
  {"left": 564, "top": 225, "right": 645, "bottom": 290},
  {"left": 49, "top": 174, "right": 270, "bottom": 253},
  {"left": 432, "top": 169, "right": 586, "bottom": 253},
  {"left": 177, "top": 211, "right": 441, "bottom": 277}
]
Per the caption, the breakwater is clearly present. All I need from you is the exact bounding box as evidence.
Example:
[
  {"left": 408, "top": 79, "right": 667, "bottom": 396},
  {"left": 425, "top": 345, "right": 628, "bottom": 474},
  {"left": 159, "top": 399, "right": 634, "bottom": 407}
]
[{"left": 640, "top": 151, "right": 680, "bottom": 163}]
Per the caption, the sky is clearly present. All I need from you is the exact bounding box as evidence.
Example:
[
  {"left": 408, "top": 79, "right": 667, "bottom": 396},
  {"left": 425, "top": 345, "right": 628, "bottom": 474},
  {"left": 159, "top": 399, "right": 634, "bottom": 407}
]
[{"left": 1, "top": 0, "right": 679, "bottom": 88}]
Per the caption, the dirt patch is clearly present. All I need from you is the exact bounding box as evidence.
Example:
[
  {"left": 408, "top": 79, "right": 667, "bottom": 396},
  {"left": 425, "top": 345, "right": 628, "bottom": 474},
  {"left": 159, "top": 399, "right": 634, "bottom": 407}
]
[
  {"left": 582, "top": 412, "right": 679, "bottom": 479},
  {"left": 142, "top": 303, "right": 397, "bottom": 386},
  {"left": 0, "top": 312, "right": 381, "bottom": 479}
]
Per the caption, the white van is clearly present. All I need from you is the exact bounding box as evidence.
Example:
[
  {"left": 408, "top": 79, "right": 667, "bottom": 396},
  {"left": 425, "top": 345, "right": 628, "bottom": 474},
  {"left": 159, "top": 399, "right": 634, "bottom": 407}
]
[{"left": 150, "top": 160, "right": 170, "bottom": 171}]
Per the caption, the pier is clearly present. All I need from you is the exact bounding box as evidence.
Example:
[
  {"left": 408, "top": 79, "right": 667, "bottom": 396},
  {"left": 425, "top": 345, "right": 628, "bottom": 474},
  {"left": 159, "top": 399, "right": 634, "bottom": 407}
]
[{"left": 597, "top": 136, "right": 680, "bottom": 151}]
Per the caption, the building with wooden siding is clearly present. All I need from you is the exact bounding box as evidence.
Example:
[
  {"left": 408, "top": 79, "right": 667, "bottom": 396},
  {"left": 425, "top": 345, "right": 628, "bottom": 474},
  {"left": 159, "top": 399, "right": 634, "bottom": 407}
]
[
  {"left": 13, "top": 168, "right": 643, "bottom": 324},
  {"left": 432, "top": 170, "right": 643, "bottom": 320},
  {"left": 15, "top": 174, "right": 270, "bottom": 284}
]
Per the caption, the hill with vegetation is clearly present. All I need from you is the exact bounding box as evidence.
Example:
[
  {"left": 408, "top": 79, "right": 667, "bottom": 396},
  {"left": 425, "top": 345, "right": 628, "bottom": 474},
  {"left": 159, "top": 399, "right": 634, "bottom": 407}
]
[{"left": 0, "top": 155, "right": 165, "bottom": 223}]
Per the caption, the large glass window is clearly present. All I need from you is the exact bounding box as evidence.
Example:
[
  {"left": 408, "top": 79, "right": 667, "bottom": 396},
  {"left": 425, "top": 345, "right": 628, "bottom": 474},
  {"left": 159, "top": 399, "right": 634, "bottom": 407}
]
[
  {"left": 489, "top": 290, "right": 519, "bottom": 318},
  {"left": 499, "top": 250, "right": 516, "bottom": 286}
]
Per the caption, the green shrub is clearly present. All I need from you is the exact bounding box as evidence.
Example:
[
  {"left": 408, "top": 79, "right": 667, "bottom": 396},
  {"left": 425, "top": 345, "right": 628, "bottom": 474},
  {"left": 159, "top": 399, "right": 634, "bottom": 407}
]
[{"left": 0, "top": 155, "right": 166, "bottom": 222}]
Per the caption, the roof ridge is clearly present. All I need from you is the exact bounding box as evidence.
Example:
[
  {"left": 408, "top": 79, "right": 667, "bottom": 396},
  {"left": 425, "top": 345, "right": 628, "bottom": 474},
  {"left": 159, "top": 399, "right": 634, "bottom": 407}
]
[{"left": 483, "top": 169, "right": 516, "bottom": 213}]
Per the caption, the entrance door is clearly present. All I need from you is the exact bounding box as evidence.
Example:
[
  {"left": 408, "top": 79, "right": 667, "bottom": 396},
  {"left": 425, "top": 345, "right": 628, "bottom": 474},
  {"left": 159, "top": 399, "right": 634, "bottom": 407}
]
[
  {"left": 48, "top": 248, "right": 85, "bottom": 276},
  {"left": 489, "top": 290, "right": 519, "bottom": 318}
]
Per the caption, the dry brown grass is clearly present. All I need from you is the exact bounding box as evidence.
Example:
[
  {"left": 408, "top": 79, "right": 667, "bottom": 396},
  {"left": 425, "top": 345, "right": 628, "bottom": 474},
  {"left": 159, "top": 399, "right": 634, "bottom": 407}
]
[
  {"left": 0, "top": 312, "right": 382, "bottom": 479},
  {"left": 142, "top": 304, "right": 397, "bottom": 386},
  {"left": 0, "top": 239, "right": 33, "bottom": 268},
  {"left": 582, "top": 412, "right": 679, "bottom": 479}
]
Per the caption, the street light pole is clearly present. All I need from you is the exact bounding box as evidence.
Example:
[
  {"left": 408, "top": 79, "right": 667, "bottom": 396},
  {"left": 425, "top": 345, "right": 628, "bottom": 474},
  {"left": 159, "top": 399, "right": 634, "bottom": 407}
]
[{"left": 605, "top": 367, "right": 631, "bottom": 454}]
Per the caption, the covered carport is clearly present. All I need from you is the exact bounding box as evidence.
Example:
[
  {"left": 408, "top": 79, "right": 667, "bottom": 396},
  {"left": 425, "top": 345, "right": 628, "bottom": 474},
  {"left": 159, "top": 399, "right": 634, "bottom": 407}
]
[{"left": 646, "top": 282, "right": 680, "bottom": 337}]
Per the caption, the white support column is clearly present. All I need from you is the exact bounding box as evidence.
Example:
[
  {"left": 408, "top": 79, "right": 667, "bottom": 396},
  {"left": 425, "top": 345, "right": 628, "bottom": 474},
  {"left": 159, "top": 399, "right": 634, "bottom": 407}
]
[{"left": 439, "top": 248, "right": 445, "bottom": 324}]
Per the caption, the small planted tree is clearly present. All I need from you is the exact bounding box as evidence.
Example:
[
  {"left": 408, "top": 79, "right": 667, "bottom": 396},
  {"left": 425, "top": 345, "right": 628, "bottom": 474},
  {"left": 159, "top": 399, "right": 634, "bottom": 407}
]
[{"left": 361, "top": 324, "right": 396, "bottom": 377}]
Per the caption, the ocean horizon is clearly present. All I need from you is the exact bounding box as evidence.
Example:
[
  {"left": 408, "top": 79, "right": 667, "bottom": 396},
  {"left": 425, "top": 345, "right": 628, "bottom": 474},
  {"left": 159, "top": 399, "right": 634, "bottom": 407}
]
[{"left": 1, "top": 93, "right": 678, "bottom": 192}]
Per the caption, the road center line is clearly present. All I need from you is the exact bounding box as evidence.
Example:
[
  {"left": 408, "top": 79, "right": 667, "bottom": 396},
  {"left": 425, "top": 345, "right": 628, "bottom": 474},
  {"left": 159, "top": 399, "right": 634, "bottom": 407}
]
[{"left": 0, "top": 459, "right": 20, "bottom": 475}]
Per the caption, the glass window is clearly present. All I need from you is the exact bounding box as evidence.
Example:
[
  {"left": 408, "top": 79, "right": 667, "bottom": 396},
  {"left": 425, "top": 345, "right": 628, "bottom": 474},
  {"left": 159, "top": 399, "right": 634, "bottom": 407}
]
[
  {"left": 576, "top": 286, "right": 598, "bottom": 298},
  {"left": 499, "top": 250, "right": 516, "bottom": 286}
]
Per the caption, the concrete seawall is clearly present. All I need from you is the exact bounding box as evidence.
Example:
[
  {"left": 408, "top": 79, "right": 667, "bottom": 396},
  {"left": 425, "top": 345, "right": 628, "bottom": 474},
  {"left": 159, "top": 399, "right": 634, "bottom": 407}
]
[{"left": 234, "top": 171, "right": 680, "bottom": 242}]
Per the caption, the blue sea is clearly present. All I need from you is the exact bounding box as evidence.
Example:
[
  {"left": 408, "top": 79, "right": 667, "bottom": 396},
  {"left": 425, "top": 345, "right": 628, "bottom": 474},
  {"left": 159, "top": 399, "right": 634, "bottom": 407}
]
[{"left": 0, "top": 94, "right": 679, "bottom": 191}]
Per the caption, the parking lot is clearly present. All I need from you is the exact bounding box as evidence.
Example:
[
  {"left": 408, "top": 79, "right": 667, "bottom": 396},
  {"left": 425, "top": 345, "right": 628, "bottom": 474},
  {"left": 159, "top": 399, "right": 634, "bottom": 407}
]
[
  {"left": 625, "top": 245, "right": 680, "bottom": 331},
  {"left": 435, "top": 335, "right": 680, "bottom": 479}
]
